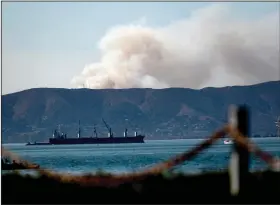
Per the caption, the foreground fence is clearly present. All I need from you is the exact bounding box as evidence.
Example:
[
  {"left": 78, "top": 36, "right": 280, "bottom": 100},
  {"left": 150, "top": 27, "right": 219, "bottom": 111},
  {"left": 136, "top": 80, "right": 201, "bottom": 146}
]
[{"left": 2, "top": 105, "right": 280, "bottom": 202}]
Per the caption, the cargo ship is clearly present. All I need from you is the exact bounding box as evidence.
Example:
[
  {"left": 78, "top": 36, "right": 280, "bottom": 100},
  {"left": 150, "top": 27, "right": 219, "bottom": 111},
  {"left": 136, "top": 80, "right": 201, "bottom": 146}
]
[{"left": 26, "top": 119, "right": 145, "bottom": 145}]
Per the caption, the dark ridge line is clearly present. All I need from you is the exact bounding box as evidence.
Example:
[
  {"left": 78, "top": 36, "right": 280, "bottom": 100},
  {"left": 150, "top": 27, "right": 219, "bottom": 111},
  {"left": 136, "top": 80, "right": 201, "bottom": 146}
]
[{"left": 3, "top": 80, "right": 280, "bottom": 97}]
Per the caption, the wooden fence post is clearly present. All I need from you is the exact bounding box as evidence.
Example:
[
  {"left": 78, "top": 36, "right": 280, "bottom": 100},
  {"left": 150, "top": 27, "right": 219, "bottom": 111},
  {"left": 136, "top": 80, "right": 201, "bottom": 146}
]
[{"left": 228, "top": 105, "right": 250, "bottom": 196}]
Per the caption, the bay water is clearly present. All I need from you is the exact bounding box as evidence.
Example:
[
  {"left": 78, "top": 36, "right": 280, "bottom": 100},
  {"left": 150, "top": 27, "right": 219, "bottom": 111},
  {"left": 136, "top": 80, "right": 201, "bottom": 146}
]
[{"left": 3, "top": 138, "right": 280, "bottom": 175}]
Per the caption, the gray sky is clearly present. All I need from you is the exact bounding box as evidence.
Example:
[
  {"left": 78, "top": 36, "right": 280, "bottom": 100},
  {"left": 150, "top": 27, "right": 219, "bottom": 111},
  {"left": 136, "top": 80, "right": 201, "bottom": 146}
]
[{"left": 2, "top": 2, "right": 280, "bottom": 94}]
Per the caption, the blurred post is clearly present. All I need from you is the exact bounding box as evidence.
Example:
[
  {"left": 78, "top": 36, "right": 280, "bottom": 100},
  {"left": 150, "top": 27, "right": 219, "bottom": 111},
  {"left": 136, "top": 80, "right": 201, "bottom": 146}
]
[{"left": 228, "top": 105, "right": 250, "bottom": 196}]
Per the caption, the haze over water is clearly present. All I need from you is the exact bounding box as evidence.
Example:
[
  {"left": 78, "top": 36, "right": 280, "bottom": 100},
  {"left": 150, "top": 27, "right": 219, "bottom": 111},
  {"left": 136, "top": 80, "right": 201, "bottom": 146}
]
[{"left": 3, "top": 138, "right": 280, "bottom": 175}]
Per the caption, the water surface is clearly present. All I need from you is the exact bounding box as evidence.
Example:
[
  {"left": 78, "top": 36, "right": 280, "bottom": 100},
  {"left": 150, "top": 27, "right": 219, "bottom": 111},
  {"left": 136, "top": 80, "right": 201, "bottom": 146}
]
[{"left": 3, "top": 138, "right": 280, "bottom": 174}]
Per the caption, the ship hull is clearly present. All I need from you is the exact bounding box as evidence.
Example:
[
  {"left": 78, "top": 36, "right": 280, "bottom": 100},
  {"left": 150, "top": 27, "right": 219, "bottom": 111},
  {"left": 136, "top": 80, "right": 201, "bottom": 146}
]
[
  {"left": 49, "top": 136, "right": 145, "bottom": 145},
  {"left": 25, "top": 135, "right": 145, "bottom": 146}
]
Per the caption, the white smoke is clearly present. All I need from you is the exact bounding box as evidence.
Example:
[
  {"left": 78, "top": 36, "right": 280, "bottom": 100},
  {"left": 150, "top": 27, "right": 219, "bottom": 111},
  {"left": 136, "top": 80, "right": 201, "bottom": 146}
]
[{"left": 71, "top": 4, "right": 279, "bottom": 89}]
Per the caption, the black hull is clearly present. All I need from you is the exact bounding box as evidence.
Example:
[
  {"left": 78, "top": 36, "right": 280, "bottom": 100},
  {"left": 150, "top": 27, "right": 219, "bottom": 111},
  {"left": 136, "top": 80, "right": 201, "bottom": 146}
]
[
  {"left": 50, "top": 136, "right": 145, "bottom": 145},
  {"left": 26, "top": 135, "right": 145, "bottom": 145}
]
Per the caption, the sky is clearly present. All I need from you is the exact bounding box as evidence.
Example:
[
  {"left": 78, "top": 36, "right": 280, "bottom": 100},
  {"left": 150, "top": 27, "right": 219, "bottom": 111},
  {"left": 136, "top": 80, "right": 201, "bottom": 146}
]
[{"left": 2, "top": 2, "right": 280, "bottom": 94}]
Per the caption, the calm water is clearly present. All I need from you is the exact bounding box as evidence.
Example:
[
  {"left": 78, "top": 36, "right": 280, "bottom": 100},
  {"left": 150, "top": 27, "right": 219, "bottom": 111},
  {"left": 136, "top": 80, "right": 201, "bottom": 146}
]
[{"left": 3, "top": 138, "right": 280, "bottom": 175}]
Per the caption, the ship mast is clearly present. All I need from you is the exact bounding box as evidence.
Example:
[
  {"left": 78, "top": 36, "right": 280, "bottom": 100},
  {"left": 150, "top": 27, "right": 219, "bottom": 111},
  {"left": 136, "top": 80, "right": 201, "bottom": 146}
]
[
  {"left": 77, "top": 120, "right": 81, "bottom": 138},
  {"left": 276, "top": 116, "right": 280, "bottom": 138},
  {"left": 102, "top": 118, "right": 113, "bottom": 138},
  {"left": 124, "top": 128, "right": 128, "bottom": 137},
  {"left": 93, "top": 125, "right": 98, "bottom": 138}
]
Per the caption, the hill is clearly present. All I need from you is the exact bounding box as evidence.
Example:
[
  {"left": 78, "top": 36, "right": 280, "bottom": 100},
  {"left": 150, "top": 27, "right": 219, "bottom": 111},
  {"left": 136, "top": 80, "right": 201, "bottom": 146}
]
[{"left": 2, "top": 81, "right": 280, "bottom": 143}]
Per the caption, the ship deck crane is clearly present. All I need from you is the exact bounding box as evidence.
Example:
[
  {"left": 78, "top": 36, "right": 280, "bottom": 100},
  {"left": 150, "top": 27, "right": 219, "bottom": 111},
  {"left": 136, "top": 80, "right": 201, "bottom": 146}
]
[{"left": 102, "top": 118, "right": 113, "bottom": 138}]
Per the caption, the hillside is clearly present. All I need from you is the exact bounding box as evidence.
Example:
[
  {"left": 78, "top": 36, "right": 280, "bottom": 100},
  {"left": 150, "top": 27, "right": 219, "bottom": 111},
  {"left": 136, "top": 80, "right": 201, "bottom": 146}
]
[{"left": 2, "top": 81, "right": 280, "bottom": 143}]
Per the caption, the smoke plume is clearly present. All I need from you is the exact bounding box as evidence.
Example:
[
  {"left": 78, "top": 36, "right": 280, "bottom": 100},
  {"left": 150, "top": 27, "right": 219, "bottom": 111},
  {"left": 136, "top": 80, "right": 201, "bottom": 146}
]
[{"left": 71, "top": 4, "right": 279, "bottom": 89}]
